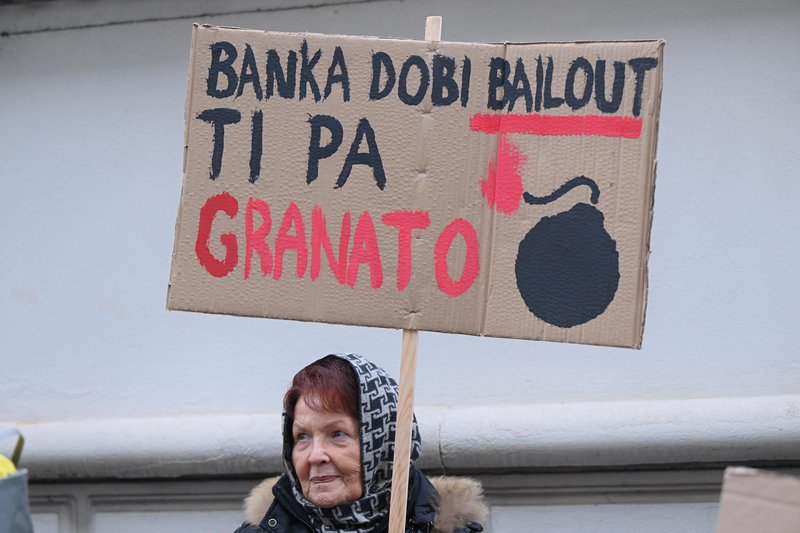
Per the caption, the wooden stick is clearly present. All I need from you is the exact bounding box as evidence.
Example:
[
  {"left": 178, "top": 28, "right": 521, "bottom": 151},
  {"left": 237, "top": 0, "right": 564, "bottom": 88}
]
[
  {"left": 389, "top": 329, "right": 420, "bottom": 533},
  {"left": 425, "top": 15, "right": 442, "bottom": 44},
  {"left": 388, "top": 18, "right": 440, "bottom": 533}
]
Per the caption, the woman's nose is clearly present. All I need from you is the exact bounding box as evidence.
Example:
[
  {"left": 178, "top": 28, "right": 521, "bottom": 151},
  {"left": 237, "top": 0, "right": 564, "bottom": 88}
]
[{"left": 308, "top": 440, "right": 330, "bottom": 464}]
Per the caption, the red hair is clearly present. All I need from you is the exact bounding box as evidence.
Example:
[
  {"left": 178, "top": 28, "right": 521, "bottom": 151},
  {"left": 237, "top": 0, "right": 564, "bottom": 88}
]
[{"left": 284, "top": 355, "right": 360, "bottom": 421}]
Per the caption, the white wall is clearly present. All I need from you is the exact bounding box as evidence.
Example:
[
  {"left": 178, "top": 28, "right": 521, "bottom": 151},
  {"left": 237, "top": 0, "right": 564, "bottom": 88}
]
[
  {"left": 1, "top": 0, "right": 799, "bottom": 530},
  {"left": 2, "top": 0, "right": 798, "bottom": 422}
]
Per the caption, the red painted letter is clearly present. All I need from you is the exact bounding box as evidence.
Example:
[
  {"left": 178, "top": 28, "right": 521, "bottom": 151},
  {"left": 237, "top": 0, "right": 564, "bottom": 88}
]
[
  {"left": 481, "top": 133, "right": 525, "bottom": 214},
  {"left": 311, "top": 206, "right": 350, "bottom": 284},
  {"left": 434, "top": 218, "right": 479, "bottom": 297},
  {"left": 274, "top": 202, "right": 308, "bottom": 280},
  {"left": 196, "top": 192, "right": 239, "bottom": 278},
  {"left": 347, "top": 211, "right": 383, "bottom": 288},
  {"left": 244, "top": 198, "right": 273, "bottom": 280},
  {"left": 381, "top": 211, "right": 430, "bottom": 291}
]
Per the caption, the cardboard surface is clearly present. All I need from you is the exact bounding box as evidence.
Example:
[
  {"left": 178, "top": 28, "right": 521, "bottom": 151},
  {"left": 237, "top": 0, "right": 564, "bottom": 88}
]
[
  {"left": 715, "top": 467, "right": 800, "bottom": 533},
  {"left": 168, "top": 25, "right": 664, "bottom": 348}
]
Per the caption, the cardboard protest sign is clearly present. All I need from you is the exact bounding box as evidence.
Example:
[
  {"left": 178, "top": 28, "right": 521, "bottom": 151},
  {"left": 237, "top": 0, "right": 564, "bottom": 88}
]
[
  {"left": 167, "top": 24, "right": 663, "bottom": 348},
  {"left": 715, "top": 467, "right": 800, "bottom": 533}
]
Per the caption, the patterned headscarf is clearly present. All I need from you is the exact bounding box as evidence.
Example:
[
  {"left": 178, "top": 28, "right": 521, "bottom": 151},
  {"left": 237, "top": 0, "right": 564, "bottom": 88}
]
[{"left": 282, "top": 353, "right": 422, "bottom": 532}]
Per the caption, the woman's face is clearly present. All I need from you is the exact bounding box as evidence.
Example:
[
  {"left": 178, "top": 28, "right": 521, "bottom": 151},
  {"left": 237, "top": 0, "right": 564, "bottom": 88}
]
[{"left": 291, "top": 395, "right": 363, "bottom": 508}]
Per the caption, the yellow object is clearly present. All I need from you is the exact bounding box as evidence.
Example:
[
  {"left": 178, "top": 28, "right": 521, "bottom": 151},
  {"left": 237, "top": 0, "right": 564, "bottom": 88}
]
[{"left": 0, "top": 454, "right": 17, "bottom": 478}]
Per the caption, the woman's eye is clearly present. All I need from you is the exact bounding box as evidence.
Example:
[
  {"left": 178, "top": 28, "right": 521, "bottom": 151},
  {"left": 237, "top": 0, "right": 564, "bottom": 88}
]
[
  {"left": 294, "top": 433, "right": 309, "bottom": 442},
  {"left": 333, "top": 430, "right": 348, "bottom": 438}
]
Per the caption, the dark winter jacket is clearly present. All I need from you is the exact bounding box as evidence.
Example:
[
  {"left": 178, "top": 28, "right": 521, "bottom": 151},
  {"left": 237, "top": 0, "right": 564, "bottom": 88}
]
[{"left": 233, "top": 465, "right": 486, "bottom": 533}]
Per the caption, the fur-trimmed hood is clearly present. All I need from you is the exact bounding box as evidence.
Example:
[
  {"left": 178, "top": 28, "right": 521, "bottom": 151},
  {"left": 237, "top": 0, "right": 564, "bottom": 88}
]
[{"left": 243, "top": 475, "right": 488, "bottom": 532}]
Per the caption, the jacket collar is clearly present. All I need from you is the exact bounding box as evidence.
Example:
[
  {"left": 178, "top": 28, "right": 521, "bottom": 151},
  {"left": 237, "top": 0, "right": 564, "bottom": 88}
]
[{"left": 242, "top": 468, "right": 487, "bottom": 533}]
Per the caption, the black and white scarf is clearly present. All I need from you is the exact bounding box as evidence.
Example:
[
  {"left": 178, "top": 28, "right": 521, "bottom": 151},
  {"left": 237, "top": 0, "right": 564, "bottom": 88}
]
[{"left": 282, "top": 353, "right": 422, "bottom": 532}]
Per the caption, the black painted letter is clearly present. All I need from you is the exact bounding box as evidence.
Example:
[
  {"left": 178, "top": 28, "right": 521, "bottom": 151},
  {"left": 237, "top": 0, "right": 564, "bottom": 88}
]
[
  {"left": 197, "top": 108, "right": 242, "bottom": 179},
  {"left": 336, "top": 118, "right": 386, "bottom": 190},
  {"left": 460, "top": 57, "right": 471, "bottom": 107},
  {"left": 564, "top": 57, "right": 593, "bottom": 110},
  {"left": 237, "top": 44, "right": 262, "bottom": 101},
  {"left": 300, "top": 40, "right": 322, "bottom": 102},
  {"left": 306, "top": 115, "right": 343, "bottom": 184},
  {"left": 543, "top": 56, "right": 564, "bottom": 109},
  {"left": 534, "top": 55, "right": 544, "bottom": 111},
  {"left": 594, "top": 60, "right": 625, "bottom": 113},
  {"left": 506, "top": 58, "right": 532, "bottom": 113},
  {"left": 370, "top": 52, "right": 395, "bottom": 101},
  {"left": 324, "top": 46, "right": 350, "bottom": 102},
  {"left": 207, "top": 42, "right": 238, "bottom": 99},
  {"left": 398, "top": 55, "right": 430, "bottom": 106},
  {"left": 628, "top": 57, "right": 658, "bottom": 117},
  {"left": 487, "top": 57, "right": 509, "bottom": 111},
  {"left": 266, "top": 49, "right": 297, "bottom": 99},
  {"left": 249, "top": 110, "right": 263, "bottom": 183},
  {"left": 432, "top": 54, "right": 458, "bottom": 106}
]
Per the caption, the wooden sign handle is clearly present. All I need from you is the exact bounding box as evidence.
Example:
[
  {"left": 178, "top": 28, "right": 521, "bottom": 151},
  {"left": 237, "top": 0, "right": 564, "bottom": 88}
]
[
  {"left": 388, "top": 17, "right": 441, "bottom": 533},
  {"left": 388, "top": 329, "right": 419, "bottom": 532}
]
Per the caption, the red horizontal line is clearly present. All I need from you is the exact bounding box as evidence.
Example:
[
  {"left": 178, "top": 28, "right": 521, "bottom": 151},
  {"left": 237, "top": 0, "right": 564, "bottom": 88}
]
[{"left": 470, "top": 113, "right": 642, "bottom": 139}]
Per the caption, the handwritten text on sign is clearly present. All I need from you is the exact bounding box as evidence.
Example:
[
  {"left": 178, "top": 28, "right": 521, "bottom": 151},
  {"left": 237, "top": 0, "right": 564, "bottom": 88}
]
[{"left": 168, "top": 26, "right": 663, "bottom": 348}]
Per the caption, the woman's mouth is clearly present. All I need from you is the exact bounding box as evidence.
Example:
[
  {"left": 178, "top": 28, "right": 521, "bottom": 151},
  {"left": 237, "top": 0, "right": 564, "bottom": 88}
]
[{"left": 311, "top": 475, "right": 338, "bottom": 483}]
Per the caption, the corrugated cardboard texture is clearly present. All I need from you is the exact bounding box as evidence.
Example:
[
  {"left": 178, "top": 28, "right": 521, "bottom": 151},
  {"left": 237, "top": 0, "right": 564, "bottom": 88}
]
[
  {"left": 715, "top": 467, "right": 800, "bottom": 533},
  {"left": 168, "top": 25, "right": 664, "bottom": 348}
]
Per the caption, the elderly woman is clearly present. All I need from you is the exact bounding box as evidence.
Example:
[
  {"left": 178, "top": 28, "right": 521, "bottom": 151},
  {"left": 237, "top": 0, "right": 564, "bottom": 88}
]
[{"left": 234, "top": 353, "right": 487, "bottom": 533}]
